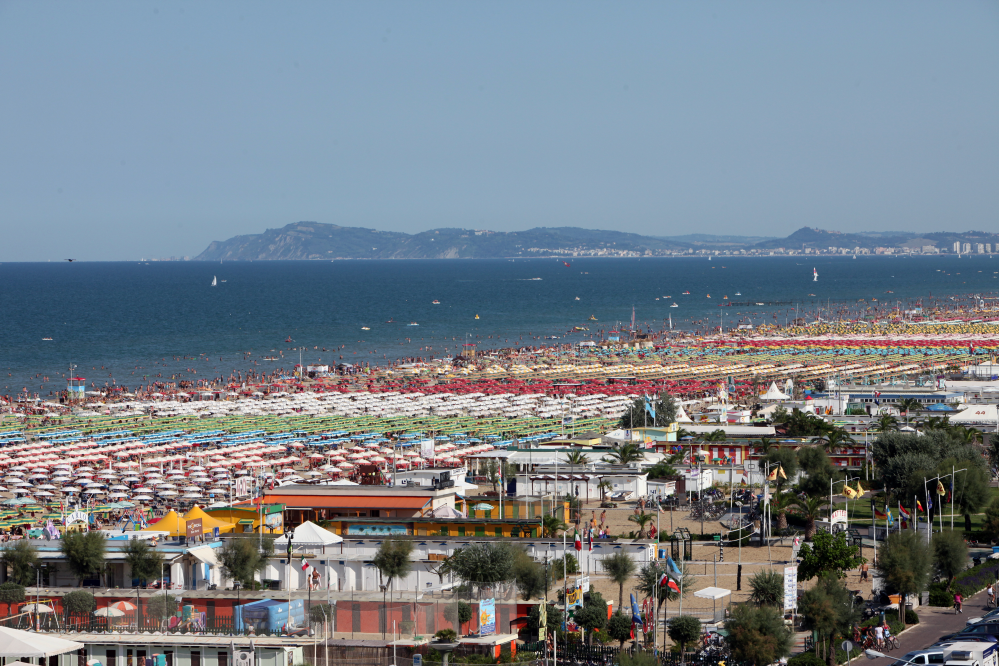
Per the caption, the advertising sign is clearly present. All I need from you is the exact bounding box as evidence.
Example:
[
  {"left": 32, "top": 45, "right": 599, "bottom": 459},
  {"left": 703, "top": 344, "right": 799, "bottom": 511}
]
[
  {"left": 420, "top": 439, "right": 435, "bottom": 460},
  {"left": 831, "top": 510, "right": 848, "bottom": 524},
  {"left": 783, "top": 565, "right": 798, "bottom": 611},
  {"left": 566, "top": 584, "right": 583, "bottom": 609},
  {"left": 185, "top": 518, "right": 203, "bottom": 540},
  {"left": 479, "top": 598, "right": 496, "bottom": 635}
]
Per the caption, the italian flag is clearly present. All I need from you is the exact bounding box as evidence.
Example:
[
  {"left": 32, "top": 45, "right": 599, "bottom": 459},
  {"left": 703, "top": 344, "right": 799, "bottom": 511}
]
[
  {"left": 574, "top": 529, "right": 582, "bottom": 552},
  {"left": 300, "top": 554, "right": 309, "bottom": 571}
]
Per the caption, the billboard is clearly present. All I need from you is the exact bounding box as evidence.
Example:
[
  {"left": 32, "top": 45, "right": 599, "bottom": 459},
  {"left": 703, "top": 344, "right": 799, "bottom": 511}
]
[
  {"left": 783, "top": 565, "right": 798, "bottom": 611},
  {"left": 479, "top": 598, "right": 496, "bottom": 635}
]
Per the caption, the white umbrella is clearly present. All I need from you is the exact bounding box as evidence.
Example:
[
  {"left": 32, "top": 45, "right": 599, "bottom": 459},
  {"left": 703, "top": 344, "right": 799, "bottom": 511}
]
[
  {"left": 0, "top": 626, "right": 84, "bottom": 657},
  {"left": 93, "top": 607, "right": 124, "bottom": 617}
]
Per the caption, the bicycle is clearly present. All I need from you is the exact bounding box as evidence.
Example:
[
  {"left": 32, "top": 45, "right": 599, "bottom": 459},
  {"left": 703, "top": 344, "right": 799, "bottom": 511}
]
[{"left": 885, "top": 636, "right": 900, "bottom": 651}]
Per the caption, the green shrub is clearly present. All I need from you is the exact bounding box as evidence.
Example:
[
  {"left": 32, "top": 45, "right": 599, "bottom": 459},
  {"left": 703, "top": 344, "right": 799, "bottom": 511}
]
[
  {"left": 788, "top": 652, "right": 825, "bottom": 666},
  {"left": 0, "top": 582, "right": 25, "bottom": 604},
  {"left": 904, "top": 609, "right": 920, "bottom": 625},
  {"left": 927, "top": 558, "right": 999, "bottom": 604},
  {"left": 929, "top": 582, "right": 952, "bottom": 607},
  {"left": 63, "top": 590, "right": 96, "bottom": 615},
  {"left": 434, "top": 629, "right": 457, "bottom": 642}
]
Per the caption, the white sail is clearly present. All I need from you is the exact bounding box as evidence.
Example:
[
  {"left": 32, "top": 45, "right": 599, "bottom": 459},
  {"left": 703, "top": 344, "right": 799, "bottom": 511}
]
[
  {"left": 813, "top": 268, "right": 818, "bottom": 282},
  {"left": 212, "top": 276, "right": 217, "bottom": 286}
]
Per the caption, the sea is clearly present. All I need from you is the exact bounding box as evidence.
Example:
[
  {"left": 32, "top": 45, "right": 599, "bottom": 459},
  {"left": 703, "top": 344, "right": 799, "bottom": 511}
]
[{"left": 1, "top": 255, "right": 997, "bottom": 396}]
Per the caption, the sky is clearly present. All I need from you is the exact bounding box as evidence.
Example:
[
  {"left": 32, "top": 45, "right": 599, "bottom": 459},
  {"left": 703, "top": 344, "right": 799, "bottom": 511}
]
[{"left": 1, "top": 2, "right": 997, "bottom": 261}]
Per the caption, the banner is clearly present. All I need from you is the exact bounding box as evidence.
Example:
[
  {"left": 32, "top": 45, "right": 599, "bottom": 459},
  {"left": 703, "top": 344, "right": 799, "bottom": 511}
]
[
  {"left": 479, "top": 598, "right": 496, "bottom": 635},
  {"left": 783, "top": 565, "right": 798, "bottom": 611},
  {"left": 566, "top": 584, "right": 583, "bottom": 609},
  {"left": 420, "top": 439, "right": 435, "bottom": 460}
]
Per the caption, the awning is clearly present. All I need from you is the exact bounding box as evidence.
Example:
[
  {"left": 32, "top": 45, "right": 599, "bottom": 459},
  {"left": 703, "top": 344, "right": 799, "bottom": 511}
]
[
  {"left": 238, "top": 519, "right": 254, "bottom": 525},
  {"left": 261, "top": 494, "right": 430, "bottom": 510},
  {"left": 0, "top": 627, "right": 84, "bottom": 658},
  {"left": 188, "top": 546, "right": 221, "bottom": 568},
  {"left": 694, "top": 587, "right": 731, "bottom": 600}
]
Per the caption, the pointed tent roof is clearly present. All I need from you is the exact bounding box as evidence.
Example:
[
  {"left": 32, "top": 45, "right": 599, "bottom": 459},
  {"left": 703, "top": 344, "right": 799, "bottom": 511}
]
[
  {"left": 674, "top": 403, "right": 693, "bottom": 423},
  {"left": 760, "top": 382, "right": 790, "bottom": 401},
  {"left": 184, "top": 505, "right": 235, "bottom": 534},
  {"left": 149, "top": 510, "right": 183, "bottom": 535},
  {"left": 273, "top": 520, "right": 342, "bottom": 547}
]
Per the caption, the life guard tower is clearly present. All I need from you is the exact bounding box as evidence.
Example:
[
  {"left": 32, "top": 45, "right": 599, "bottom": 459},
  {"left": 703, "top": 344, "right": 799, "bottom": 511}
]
[{"left": 66, "top": 373, "right": 86, "bottom": 403}]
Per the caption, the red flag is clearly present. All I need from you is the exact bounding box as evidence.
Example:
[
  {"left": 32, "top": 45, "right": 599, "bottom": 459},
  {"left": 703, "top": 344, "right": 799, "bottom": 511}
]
[
  {"left": 563, "top": 261, "right": 571, "bottom": 268},
  {"left": 916, "top": 500, "right": 924, "bottom": 512},
  {"left": 574, "top": 530, "right": 582, "bottom": 552},
  {"left": 667, "top": 579, "right": 680, "bottom": 593},
  {"left": 658, "top": 573, "right": 669, "bottom": 587},
  {"left": 899, "top": 506, "right": 910, "bottom": 518}
]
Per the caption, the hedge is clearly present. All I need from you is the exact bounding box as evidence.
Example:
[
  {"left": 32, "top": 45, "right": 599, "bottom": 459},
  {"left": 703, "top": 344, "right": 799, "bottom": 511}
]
[{"left": 928, "top": 559, "right": 999, "bottom": 606}]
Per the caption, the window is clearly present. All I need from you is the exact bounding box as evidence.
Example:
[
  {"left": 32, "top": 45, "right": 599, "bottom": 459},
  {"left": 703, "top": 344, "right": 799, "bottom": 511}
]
[
  {"left": 106, "top": 651, "right": 117, "bottom": 666},
  {"left": 217, "top": 653, "right": 228, "bottom": 666},
  {"left": 928, "top": 654, "right": 944, "bottom": 664},
  {"left": 127, "top": 651, "right": 134, "bottom": 666},
  {"left": 191, "top": 652, "right": 201, "bottom": 666}
]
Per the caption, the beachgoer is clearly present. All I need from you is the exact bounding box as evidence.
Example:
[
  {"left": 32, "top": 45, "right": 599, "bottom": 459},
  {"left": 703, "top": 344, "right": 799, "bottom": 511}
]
[
  {"left": 873, "top": 624, "right": 884, "bottom": 648},
  {"left": 860, "top": 563, "right": 869, "bottom": 581},
  {"left": 989, "top": 584, "right": 995, "bottom": 607},
  {"left": 955, "top": 592, "right": 963, "bottom": 613}
]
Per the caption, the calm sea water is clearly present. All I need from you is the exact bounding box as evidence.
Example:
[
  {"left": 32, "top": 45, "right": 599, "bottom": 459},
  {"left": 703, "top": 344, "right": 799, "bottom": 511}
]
[{"left": 1, "top": 255, "right": 996, "bottom": 395}]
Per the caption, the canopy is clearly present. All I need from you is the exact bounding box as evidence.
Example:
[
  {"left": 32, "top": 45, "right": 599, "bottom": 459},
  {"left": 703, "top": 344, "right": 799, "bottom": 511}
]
[
  {"left": 183, "top": 506, "right": 235, "bottom": 534},
  {"left": 694, "top": 587, "right": 732, "bottom": 600},
  {"left": 273, "top": 520, "right": 342, "bottom": 547},
  {"left": 189, "top": 545, "right": 222, "bottom": 568},
  {"left": 149, "top": 510, "right": 183, "bottom": 535},
  {"left": 674, "top": 403, "right": 693, "bottom": 423},
  {"left": 0, "top": 627, "right": 84, "bottom": 658},
  {"left": 950, "top": 404, "right": 999, "bottom": 425},
  {"left": 760, "top": 382, "right": 790, "bottom": 401}
]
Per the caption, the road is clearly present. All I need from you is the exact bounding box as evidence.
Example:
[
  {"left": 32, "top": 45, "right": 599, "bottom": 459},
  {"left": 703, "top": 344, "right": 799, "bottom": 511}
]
[{"left": 863, "top": 589, "right": 988, "bottom": 666}]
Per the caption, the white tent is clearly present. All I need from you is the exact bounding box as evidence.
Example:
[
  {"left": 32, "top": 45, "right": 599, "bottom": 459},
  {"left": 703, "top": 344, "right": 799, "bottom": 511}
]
[
  {"left": 950, "top": 404, "right": 999, "bottom": 425},
  {"left": 430, "top": 504, "right": 467, "bottom": 519},
  {"left": 0, "top": 627, "right": 83, "bottom": 658},
  {"left": 674, "top": 403, "right": 693, "bottom": 423},
  {"left": 273, "top": 520, "right": 343, "bottom": 547},
  {"left": 760, "top": 382, "right": 790, "bottom": 401}
]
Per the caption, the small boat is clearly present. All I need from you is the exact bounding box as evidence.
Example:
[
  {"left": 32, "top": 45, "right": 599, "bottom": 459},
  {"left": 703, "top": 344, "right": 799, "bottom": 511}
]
[
  {"left": 655, "top": 298, "right": 659, "bottom": 301},
  {"left": 386, "top": 318, "right": 395, "bottom": 323},
  {"left": 529, "top": 277, "right": 542, "bottom": 281},
  {"left": 408, "top": 322, "right": 419, "bottom": 326},
  {"left": 361, "top": 327, "right": 370, "bottom": 331},
  {"left": 474, "top": 314, "right": 479, "bottom": 319},
  {"left": 285, "top": 337, "right": 293, "bottom": 342},
  {"left": 220, "top": 279, "right": 226, "bottom": 283},
  {"left": 42, "top": 337, "right": 53, "bottom": 341},
  {"left": 211, "top": 276, "right": 217, "bottom": 287},
  {"left": 756, "top": 302, "right": 765, "bottom": 306},
  {"left": 735, "top": 292, "right": 741, "bottom": 296},
  {"left": 432, "top": 300, "right": 440, "bottom": 305},
  {"left": 664, "top": 295, "right": 671, "bottom": 298},
  {"left": 682, "top": 291, "right": 690, "bottom": 295},
  {"left": 574, "top": 297, "right": 580, "bottom": 301},
  {"left": 706, "top": 294, "right": 711, "bottom": 298},
  {"left": 723, "top": 296, "right": 728, "bottom": 300},
  {"left": 670, "top": 303, "right": 679, "bottom": 308},
  {"left": 573, "top": 326, "right": 588, "bottom": 331},
  {"left": 588, "top": 315, "right": 598, "bottom": 321},
  {"left": 853, "top": 254, "right": 857, "bottom": 259}
]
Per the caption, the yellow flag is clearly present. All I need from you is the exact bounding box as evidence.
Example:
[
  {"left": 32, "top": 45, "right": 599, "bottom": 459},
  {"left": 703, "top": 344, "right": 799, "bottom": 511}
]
[
  {"left": 842, "top": 486, "right": 856, "bottom": 499},
  {"left": 768, "top": 467, "right": 779, "bottom": 481},
  {"left": 936, "top": 480, "right": 946, "bottom": 496},
  {"left": 778, "top": 466, "right": 787, "bottom": 480},
  {"left": 855, "top": 482, "right": 864, "bottom": 496}
]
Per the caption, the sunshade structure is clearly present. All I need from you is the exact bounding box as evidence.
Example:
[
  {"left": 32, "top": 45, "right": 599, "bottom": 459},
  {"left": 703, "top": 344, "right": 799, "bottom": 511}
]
[
  {"left": 693, "top": 586, "right": 731, "bottom": 619},
  {"left": 950, "top": 404, "right": 999, "bottom": 424},
  {"left": 759, "top": 382, "right": 790, "bottom": 401},
  {"left": 273, "top": 520, "right": 342, "bottom": 547},
  {"left": 0, "top": 627, "right": 83, "bottom": 658},
  {"left": 430, "top": 504, "right": 466, "bottom": 519}
]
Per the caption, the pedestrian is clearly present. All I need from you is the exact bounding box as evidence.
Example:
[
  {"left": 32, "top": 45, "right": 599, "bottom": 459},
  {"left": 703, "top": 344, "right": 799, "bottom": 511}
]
[
  {"left": 989, "top": 584, "right": 995, "bottom": 608},
  {"left": 955, "top": 592, "right": 963, "bottom": 614},
  {"left": 860, "top": 562, "right": 869, "bottom": 581}
]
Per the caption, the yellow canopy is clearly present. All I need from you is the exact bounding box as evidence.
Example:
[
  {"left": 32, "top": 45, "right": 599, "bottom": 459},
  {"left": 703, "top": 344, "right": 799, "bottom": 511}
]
[
  {"left": 183, "top": 505, "right": 234, "bottom": 534},
  {"left": 151, "top": 510, "right": 184, "bottom": 535}
]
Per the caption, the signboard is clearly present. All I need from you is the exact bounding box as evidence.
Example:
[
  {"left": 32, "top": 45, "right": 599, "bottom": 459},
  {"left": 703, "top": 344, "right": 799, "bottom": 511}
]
[
  {"left": 783, "top": 565, "right": 798, "bottom": 611},
  {"left": 265, "top": 512, "right": 283, "bottom": 529},
  {"left": 831, "top": 510, "right": 848, "bottom": 524},
  {"left": 413, "top": 656, "right": 422, "bottom": 666},
  {"left": 479, "top": 598, "right": 496, "bottom": 635},
  {"left": 663, "top": 481, "right": 676, "bottom": 494},
  {"left": 575, "top": 576, "right": 590, "bottom": 594},
  {"left": 64, "top": 510, "right": 88, "bottom": 526},
  {"left": 234, "top": 477, "right": 250, "bottom": 497},
  {"left": 185, "top": 518, "right": 203, "bottom": 540}
]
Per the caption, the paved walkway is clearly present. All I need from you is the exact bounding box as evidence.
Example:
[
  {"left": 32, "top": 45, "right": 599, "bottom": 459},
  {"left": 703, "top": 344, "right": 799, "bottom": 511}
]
[{"left": 863, "top": 589, "right": 988, "bottom": 666}]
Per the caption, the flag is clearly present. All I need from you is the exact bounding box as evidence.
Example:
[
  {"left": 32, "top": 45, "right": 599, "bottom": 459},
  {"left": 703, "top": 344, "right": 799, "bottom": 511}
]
[
  {"left": 927, "top": 496, "right": 933, "bottom": 511},
  {"left": 658, "top": 572, "right": 669, "bottom": 587},
  {"left": 842, "top": 485, "right": 856, "bottom": 499},
  {"left": 588, "top": 529, "right": 593, "bottom": 552},
  {"left": 300, "top": 554, "right": 309, "bottom": 571},
  {"left": 887, "top": 510, "right": 894, "bottom": 527},
  {"left": 666, "top": 557, "right": 682, "bottom": 577},
  {"left": 874, "top": 391, "right": 881, "bottom": 405},
  {"left": 574, "top": 529, "right": 582, "bottom": 552},
  {"left": 644, "top": 395, "right": 656, "bottom": 420},
  {"left": 630, "top": 594, "right": 642, "bottom": 624},
  {"left": 768, "top": 467, "right": 779, "bottom": 481},
  {"left": 936, "top": 480, "right": 946, "bottom": 496},
  {"left": 874, "top": 509, "right": 887, "bottom": 520},
  {"left": 778, "top": 465, "right": 787, "bottom": 480},
  {"left": 666, "top": 578, "right": 680, "bottom": 593},
  {"left": 855, "top": 482, "right": 864, "bottom": 495},
  {"left": 899, "top": 506, "right": 910, "bottom": 518},
  {"left": 916, "top": 500, "right": 924, "bottom": 512}
]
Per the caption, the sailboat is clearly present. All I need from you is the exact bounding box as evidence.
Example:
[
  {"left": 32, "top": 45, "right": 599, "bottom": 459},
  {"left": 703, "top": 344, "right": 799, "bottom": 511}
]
[
  {"left": 211, "top": 276, "right": 217, "bottom": 287},
  {"left": 813, "top": 268, "right": 818, "bottom": 282}
]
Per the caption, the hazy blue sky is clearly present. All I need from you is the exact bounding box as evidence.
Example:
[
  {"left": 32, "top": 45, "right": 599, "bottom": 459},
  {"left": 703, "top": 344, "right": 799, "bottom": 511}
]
[{"left": 1, "top": 2, "right": 997, "bottom": 261}]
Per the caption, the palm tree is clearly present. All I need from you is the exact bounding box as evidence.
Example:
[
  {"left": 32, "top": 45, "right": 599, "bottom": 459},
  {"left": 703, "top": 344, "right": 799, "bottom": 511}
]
[
  {"left": 792, "top": 496, "right": 830, "bottom": 539},
  {"left": 810, "top": 429, "right": 856, "bottom": 454},
  {"left": 602, "top": 442, "right": 644, "bottom": 465},
  {"left": 601, "top": 551, "right": 637, "bottom": 611},
  {"left": 872, "top": 414, "right": 899, "bottom": 434},
  {"left": 952, "top": 425, "right": 983, "bottom": 447},
  {"left": 541, "top": 515, "right": 568, "bottom": 538},
  {"left": 769, "top": 491, "right": 795, "bottom": 531},
  {"left": 755, "top": 437, "right": 775, "bottom": 455},
  {"left": 372, "top": 540, "right": 413, "bottom": 638},
  {"left": 564, "top": 450, "right": 590, "bottom": 466},
  {"left": 896, "top": 398, "right": 921, "bottom": 427},
  {"left": 921, "top": 415, "right": 951, "bottom": 432},
  {"left": 597, "top": 480, "right": 612, "bottom": 502},
  {"left": 628, "top": 512, "right": 654, "bottom": 539},
  {"left": 703, "top": 429, "right": 727, "bottom": 442}
]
